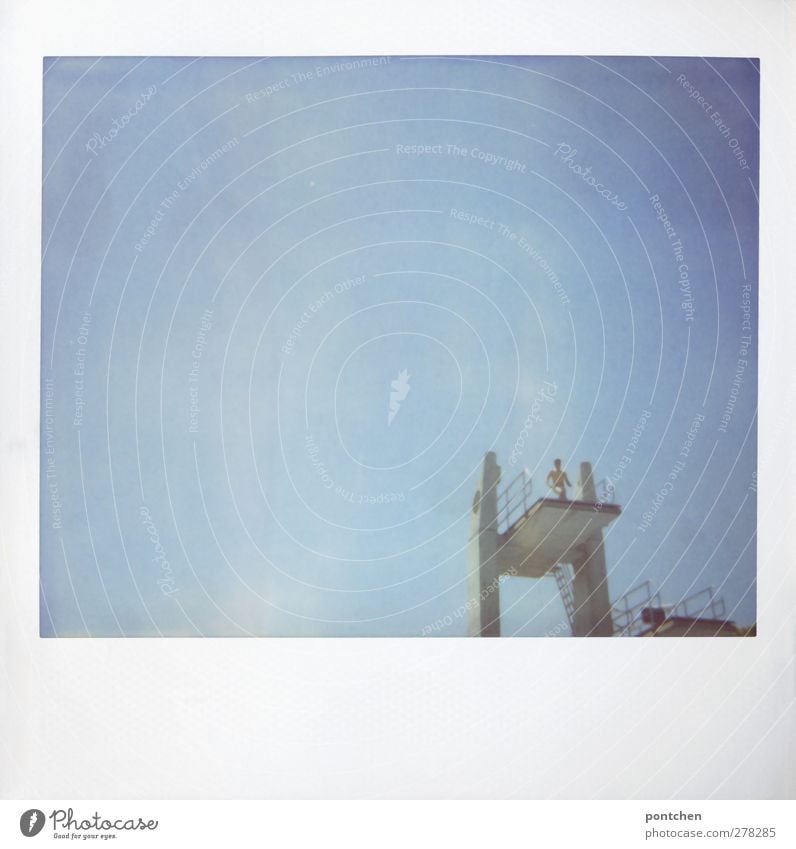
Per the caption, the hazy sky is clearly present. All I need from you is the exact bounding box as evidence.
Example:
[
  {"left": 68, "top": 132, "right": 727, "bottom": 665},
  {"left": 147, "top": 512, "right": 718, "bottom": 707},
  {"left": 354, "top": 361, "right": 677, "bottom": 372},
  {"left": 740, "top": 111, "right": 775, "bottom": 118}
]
[{"left": 41, "top": 56, "right": 758, "bottom": 636}]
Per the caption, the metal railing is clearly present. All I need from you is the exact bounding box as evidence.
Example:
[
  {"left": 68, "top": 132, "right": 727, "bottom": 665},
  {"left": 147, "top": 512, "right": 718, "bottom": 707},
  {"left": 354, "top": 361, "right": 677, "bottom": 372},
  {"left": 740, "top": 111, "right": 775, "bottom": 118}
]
[
  {"left": 671, "top": 586, "right": 726, "bottom": 621},
  {"left": 612, "top": 580, "right": 662, "bottom": 636},
  {"left": 594, "top": 477, "right": 618, "bottom": 505},
  {"left": 497, "top": 469, "right": 534, "bottom": 534},
  {"left": 612, "top": 582, "right": 727, "bottom": 636}
]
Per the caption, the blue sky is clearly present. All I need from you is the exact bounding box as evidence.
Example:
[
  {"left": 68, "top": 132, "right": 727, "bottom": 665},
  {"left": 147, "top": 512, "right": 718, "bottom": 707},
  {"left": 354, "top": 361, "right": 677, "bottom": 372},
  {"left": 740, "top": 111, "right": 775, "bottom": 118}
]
[{"left": 41, "top": 56, "right": 758, "bottom": 636}]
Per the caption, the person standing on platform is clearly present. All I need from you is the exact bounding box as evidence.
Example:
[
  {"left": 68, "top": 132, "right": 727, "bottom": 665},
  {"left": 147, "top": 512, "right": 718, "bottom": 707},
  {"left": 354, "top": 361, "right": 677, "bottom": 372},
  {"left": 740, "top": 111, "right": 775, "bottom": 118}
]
[{"left": 546, "top": 458, "right": 572, "bottom": 500}]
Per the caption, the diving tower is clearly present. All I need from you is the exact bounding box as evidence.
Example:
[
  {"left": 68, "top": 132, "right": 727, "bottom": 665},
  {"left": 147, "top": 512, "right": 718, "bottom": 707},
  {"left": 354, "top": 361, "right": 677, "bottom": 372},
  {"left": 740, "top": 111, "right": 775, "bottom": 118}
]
[{"left": 467, "top": 451, "right": 621, "bottom": 637}]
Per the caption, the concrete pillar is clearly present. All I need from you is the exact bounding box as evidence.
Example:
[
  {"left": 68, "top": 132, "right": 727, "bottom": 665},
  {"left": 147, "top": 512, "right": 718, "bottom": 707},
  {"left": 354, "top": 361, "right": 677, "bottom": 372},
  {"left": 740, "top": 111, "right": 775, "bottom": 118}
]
[
  {"left": 570, "top": 462, "right": 614, "bottom": 636},
  {"left": 467, "top": 451, "right": 502, "bottom": 637},
  {"left": 577, "top": 460, "right": 597, "bottom": 502},
  {"left": 571, "top": 539, "right": 614, "bottom": 636}
]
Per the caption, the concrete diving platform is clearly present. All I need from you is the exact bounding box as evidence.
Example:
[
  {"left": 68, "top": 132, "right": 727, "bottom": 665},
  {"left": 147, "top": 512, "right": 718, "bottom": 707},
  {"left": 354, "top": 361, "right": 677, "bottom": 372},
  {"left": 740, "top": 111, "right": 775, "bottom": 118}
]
[{"left": 499, "top": 498, "right": 621, "bottom": 578}]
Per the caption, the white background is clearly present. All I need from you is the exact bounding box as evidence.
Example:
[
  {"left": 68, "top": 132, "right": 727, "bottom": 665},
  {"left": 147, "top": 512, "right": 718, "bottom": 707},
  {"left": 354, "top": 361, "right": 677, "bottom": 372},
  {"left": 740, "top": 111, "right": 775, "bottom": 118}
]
[{"left": 1, "top": 0, "right": 794, "bottom": 799}]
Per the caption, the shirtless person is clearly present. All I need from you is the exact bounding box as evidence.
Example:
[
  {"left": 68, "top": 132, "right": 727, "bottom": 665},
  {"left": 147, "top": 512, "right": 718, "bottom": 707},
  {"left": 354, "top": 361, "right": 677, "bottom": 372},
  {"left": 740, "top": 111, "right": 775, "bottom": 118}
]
[{"left": 546, "top": 458, "right": 572, "bottom": 500}]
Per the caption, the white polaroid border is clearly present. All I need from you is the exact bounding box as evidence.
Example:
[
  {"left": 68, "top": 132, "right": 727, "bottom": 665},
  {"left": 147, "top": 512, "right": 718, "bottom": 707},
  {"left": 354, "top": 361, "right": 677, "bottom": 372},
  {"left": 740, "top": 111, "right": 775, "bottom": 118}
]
[{"left": 0, "top": 0, "right": 794, "bottom": 800}]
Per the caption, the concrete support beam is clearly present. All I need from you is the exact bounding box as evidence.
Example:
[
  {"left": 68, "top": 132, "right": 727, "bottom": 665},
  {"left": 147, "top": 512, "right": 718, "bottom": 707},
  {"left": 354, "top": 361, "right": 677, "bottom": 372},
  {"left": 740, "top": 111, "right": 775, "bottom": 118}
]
[
  {"left": 570, "top": 462, "right": 614, "bottom": 636},
  {"left": 467, "top": 451, "right": 502, "bottom": 637},
  {"left": 570, "top": 538, "right": 614, "bottom": 636}
]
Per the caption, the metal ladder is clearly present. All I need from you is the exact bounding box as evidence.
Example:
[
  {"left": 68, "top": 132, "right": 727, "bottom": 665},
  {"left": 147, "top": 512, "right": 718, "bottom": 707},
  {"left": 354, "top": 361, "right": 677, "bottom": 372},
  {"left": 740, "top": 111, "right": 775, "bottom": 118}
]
[{"left": 552, "top": 565, "right": 576, "bottom": 635}]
